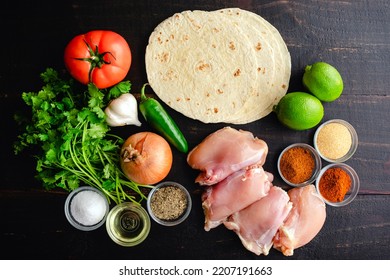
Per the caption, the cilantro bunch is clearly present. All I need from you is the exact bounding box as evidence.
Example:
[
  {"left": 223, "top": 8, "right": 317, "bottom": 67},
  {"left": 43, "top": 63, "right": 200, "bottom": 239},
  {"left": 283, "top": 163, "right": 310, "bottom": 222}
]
[{"left": 14, "top": 68, "right": 151, "bottom": 204}]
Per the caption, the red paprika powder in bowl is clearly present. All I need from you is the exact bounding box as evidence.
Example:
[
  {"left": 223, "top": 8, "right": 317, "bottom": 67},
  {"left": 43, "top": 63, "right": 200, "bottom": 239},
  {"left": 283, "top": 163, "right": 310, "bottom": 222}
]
[
  {"left": 315, "top": 163, "right": 360, "bottom": 207},
  {"left": 277, "top": 143, "right": 322, "bottom": 187}
]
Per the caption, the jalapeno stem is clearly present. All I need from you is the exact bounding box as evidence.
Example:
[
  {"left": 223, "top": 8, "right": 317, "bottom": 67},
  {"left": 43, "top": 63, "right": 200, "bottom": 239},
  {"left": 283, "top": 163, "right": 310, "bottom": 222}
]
[{"left": 140, "top": 83, "right": 149, "bottom": 102}]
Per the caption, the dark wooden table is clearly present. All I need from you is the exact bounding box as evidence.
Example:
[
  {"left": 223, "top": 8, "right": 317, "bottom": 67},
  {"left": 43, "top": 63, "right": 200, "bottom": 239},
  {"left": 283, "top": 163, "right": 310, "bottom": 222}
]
[{"left": 1, "top": 0, "right": 389, "bottom": 260}]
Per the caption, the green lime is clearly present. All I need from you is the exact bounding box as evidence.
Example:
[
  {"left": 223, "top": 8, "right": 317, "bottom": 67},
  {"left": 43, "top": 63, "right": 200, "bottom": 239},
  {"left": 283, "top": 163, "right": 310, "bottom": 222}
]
[
  {"left": 273, "top": 92, "right": 324, "bottom": 130},
  {"left": 302, "top": 62, "right": 343, "bottom": 102}
]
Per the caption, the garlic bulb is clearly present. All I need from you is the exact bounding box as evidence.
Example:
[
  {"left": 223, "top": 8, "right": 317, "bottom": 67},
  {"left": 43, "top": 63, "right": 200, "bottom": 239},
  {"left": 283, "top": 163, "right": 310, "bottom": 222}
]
[{"left": 104, "top": 93, "right": 142, "bottom": 127}]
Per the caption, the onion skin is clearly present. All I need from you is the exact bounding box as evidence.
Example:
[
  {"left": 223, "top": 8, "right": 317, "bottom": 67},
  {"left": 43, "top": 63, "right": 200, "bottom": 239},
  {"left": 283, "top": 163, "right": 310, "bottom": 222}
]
[{"left": 120, "top": 132, "right": 173, "bottom": 185}]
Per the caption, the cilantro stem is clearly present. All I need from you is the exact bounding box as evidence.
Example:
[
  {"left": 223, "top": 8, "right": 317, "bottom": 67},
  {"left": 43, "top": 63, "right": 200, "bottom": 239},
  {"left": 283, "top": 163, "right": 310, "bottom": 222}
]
[{"left": 14, "top": 68, "right": 150, "bottom": 205}]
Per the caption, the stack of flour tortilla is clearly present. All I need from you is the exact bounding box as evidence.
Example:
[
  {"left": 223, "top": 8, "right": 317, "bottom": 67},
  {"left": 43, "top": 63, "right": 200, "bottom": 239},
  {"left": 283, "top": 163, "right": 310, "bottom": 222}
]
[{"left": 145, "top": 8, "right": 291, "bottom": 124}]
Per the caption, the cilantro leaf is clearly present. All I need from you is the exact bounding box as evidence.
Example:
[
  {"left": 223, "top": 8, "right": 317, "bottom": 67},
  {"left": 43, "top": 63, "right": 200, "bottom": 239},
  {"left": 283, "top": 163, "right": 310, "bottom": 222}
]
[
  {"left": 14, "top": 68, "right": 149, "bottom": 204},
  {"left": 107, "top": 81, "right": 132, "bottom": 99}
]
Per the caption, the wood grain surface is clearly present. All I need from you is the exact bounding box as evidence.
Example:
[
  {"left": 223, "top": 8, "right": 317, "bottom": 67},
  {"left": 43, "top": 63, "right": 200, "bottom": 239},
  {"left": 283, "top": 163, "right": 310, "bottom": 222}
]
[{"left": 0, "top": 0, "right": 389, "bottom": 259}]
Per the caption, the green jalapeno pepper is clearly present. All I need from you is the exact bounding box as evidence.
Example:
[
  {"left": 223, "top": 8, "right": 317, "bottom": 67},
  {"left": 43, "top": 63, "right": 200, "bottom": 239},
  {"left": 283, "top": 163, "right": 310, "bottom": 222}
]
[{"left": 139, "top": 83, "right": 188, "bottom": 153}]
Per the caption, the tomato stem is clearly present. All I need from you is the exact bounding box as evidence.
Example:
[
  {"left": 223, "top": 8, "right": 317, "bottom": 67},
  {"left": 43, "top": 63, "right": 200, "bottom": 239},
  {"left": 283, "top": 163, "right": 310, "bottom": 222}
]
[{"left": 74, "top": 40, "right": 116, "bottom": 83}]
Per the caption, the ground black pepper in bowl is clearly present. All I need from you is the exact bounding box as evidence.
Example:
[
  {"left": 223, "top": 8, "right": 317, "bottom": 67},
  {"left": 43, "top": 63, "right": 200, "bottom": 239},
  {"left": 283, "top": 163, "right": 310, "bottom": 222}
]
[
  {"left": 151, "top": 185, "right": 187, "bottom": 220},
  {"left": 147, "top": 181, "right": 192, "bottom": 226}
]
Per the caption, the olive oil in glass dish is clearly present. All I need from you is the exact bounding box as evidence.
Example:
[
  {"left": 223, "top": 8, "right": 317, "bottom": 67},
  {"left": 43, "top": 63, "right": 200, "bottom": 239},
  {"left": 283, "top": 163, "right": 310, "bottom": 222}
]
[{"left": 106, "top": 202, "right": 150, "bottom": 247}]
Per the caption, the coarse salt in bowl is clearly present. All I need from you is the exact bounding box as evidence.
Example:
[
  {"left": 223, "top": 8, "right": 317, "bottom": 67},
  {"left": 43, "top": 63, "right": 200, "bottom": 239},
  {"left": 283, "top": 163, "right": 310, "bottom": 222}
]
[
  {"left": 64, "top": 186, "right": 109, "bottom": 231},
  {"left": 315, "top": 163, "right": 360, "bottom": 207},
  {"left": 314, "top": 119, "right": 358, "bottom": 163},
  {"left": 147, "top": 181, "right": 192, "bottom": 226},
  {"left": 277, "top": 143, "right": 322, "bottom": 187}
]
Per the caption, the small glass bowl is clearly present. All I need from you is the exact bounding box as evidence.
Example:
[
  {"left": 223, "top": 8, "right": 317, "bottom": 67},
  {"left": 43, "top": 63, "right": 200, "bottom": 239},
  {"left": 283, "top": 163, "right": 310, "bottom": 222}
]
[
  {"left": 64, "top": 186, "right": 109, "bottom": 231},
  {"left": 147, "top": 181, "right": 192, "bottom": 226},
  {"left": 314, "top": 119, "right": 358, "bottom": 163},
  {"left": 315, "top": 163, "right": 360, "bottom": 207},
  {"left": 277, "top": 143, "right": 322, "bottom": 187},
  {"left": 106, "top": 202, "right": 151, "bottom": 247}
]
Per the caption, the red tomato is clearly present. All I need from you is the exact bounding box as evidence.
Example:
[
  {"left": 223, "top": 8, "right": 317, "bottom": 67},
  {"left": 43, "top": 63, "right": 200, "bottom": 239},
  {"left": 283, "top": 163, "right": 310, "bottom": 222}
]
[{"left": 64, "top": 30, "right": 131, "bottom": 89}]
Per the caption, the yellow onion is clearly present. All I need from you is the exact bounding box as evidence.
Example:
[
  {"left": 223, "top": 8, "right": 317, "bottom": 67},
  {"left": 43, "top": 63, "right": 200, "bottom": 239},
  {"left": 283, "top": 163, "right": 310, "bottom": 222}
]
[{"left": 120, "top": 132, "right": 173, "bottom": 185}]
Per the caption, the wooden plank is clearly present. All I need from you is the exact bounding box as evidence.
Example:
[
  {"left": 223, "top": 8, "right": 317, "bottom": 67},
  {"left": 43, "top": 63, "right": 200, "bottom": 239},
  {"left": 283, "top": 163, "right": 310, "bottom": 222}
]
[
  {"left": 0, "top": 0, "right": 389, "bottom": 260},
  {"left": 0, "top": 190, "right": 389, "bottom": 259}
]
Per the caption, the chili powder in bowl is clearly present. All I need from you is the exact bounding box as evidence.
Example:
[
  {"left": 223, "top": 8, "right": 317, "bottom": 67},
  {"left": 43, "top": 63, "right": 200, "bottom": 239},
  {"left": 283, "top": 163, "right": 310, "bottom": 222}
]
[
  {"left": 315, "top": 163, "right": 360, "bottom": 207},
  {"left": 277, "top": 143, "right": 322, "bottom": 187},
  {"left": 147, "top": 181, "right": 192, "bottom": 226}
]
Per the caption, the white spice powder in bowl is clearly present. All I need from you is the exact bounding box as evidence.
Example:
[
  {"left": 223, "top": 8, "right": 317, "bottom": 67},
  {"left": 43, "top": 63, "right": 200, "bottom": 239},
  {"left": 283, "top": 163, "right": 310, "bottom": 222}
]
[
  {"left": 64, "top": 186, "right": 109, "bottom": 231},
  {"left": 314, "top": 119, "right": 358, "bottom": 163},
  {"left": 147, "top": 181, "right": 192, "bottom": 226}
]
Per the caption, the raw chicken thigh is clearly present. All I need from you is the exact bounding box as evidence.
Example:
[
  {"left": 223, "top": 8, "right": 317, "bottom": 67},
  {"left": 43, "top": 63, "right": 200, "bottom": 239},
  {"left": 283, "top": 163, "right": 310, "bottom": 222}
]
[
  {"left": 202, "top": 166, "right": 272, "bottom": 231},
  {"left": 224, "top": 186, "right": 292, "bottom": 256},
  {"left": 273, "top": 184, "right": 326, "bottom": 256},
  {"left": 187, "top": 127, "right": 268, "bottom": 185},
  {"left": 188, "top": 127, "right": 326, "bottom": 256}
]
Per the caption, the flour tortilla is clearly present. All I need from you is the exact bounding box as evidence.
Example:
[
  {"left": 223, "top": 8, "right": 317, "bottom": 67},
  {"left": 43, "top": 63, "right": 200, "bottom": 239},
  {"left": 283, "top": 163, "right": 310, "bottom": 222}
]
[
  {"left": 145, "top": 8, "right": 291, "bottom": 124},
  {"left": 219, "top": 8, "right": 291, "bottom": 123}
]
